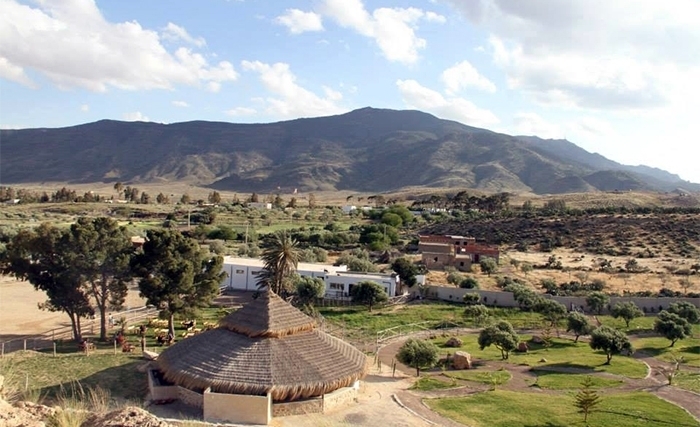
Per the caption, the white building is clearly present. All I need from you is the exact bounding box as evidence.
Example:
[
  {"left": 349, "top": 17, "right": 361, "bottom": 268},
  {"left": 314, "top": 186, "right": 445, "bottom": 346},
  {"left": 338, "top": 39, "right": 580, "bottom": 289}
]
[
  {"left": 324, "top": 271, "right": 400, "bottom": 300},
  {"left": 341, "top": 205, "right": 357, "bottom": 214},
  {"left": 221, "top": 256, "right": 402, "bottom": 298},
  {"left": 247, "top": 202, "right": 272, "bottom": 210}
]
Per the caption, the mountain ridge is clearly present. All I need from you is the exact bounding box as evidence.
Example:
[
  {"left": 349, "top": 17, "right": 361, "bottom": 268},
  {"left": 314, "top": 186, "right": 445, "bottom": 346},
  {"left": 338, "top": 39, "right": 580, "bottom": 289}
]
[{"left": 1, "top": 107, "right": 697, "bottom": 194}]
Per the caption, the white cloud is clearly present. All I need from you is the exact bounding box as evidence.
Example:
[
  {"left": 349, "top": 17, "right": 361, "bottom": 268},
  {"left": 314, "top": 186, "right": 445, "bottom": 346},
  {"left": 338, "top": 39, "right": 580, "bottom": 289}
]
[
  {"left": 445, "top": 0, "right": 700, "bottom": 111},
  {"left": 161, "top": 22, "right": 206, "bottom": 47},
  {"left": 225, "top": 107, "right": 257, "bottom": 116},
  {"left": 396, "top": 79, "right": 499, "bottom": 128},
  {"left": 319, "top": 0, "right": 443, "bottom": 64},
  {"left": 275, "top": 9, "right": 324, "bottom": 34},
  {"left": 80, "top": 104, "right": 89, "bottom": 112},
  {"left": 171, "top": 100, "right": 189, "bottom": 108},
  {"left": 241, "top": 60, "right": 346, "bottom": 117},
  {"left": 424, "top": 11, "right": 446, "bottom": 23},
  {"left": 512, "top": 112, "right": 562, "bottom": 139},
  {"left": 441, "top": 60, "right": 496, "bottom": 94},
  {"left": 0, "top": 56, "right": 35, "bottom": 87},
  {"left": 0, "top": 0, "right": 237, "bottom": 92},
  {"left": 122, "top": 111, "right": 150, "bottom": 122}
]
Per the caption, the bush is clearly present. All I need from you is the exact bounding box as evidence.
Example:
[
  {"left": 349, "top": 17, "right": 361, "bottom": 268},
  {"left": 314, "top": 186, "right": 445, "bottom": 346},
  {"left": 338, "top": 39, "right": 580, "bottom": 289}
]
[{"left": 460, "top": 277, "right": 479, "bottom": 289}]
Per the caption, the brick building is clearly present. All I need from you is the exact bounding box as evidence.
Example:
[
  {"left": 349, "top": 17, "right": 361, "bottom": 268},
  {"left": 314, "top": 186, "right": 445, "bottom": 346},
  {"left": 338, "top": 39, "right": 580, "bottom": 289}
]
[{"left": 419, "top": 234, "right": 499, "bottom": 271}]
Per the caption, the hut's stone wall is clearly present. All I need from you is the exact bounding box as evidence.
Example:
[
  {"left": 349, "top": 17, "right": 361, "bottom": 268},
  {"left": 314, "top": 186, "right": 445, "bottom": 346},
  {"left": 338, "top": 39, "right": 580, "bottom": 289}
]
[
  {"left": 147, "top": 370, "right": 178, "bottom": 401},
  {"left": 203, "top": 389, "right": 271, "bottom": 425},
  {"left": 178, "top": 386, "right": 203, "bottom": 409},
  {"left": 322, "top": 382, "right": 359, "bottom": 413},
  {"left": 273, "top": 397, "right": 323, "bottom": 416}
]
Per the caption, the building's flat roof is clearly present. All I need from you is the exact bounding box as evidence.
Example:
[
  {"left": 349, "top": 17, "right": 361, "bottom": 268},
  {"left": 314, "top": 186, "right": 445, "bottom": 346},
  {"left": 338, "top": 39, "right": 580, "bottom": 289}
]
[
  {"left": 223, "top": 256, "right": 347, "bottom": 273},
  {"left": 331, "top": 271, "right": 396, "bottom": 279}
]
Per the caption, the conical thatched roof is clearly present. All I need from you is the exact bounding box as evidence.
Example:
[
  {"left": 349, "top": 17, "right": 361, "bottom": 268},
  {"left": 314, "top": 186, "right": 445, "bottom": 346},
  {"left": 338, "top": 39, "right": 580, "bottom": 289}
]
[
  {"left": 156, "top": 292, "right": 368, "bottom": 401},
  {"left": 218, "top": 291, "right": 316, "bottom": 338}
]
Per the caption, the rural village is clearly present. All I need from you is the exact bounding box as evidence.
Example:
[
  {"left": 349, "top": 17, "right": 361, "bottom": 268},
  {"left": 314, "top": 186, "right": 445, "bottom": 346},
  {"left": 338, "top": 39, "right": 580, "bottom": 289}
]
[{"left": 0, "top": 186, "right": 699, "bottom": 426}]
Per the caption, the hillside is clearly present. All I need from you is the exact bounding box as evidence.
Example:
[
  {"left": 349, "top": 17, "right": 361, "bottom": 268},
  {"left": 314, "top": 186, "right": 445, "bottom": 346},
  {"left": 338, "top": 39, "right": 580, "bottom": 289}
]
[{"left": 1, "top": 107, "right": 697, "bottom": 194}]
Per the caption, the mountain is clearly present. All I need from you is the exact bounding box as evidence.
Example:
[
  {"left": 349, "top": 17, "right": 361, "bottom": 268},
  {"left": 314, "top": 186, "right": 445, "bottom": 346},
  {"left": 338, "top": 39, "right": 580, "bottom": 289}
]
[
  {"left": 1, "top": 107, "right": 697, "bottom": 194},
  {"left": 517, "top": 136, "right": 699, "bottom": 192}
]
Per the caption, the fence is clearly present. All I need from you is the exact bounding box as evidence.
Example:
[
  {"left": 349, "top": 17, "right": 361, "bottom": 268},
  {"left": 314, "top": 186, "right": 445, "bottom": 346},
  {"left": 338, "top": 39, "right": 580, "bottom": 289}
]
[
  {"left": 0, "top": 305, "right": 157, "bottom": 356},
  {"left": 374, "top": 320, "right": 462, "bottom": 354}
]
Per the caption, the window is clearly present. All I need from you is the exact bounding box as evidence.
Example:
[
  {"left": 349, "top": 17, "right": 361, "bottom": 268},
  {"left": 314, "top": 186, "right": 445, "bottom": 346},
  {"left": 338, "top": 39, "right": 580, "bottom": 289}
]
[
  {"left": 235, "top": 269, "right": 244, "bottom": 274},
  {"left": 329, "top": 283, "right": 344, "bottom": 290},
  {"left": 251, "top": 271, "right": 259, "bottom": 275}
]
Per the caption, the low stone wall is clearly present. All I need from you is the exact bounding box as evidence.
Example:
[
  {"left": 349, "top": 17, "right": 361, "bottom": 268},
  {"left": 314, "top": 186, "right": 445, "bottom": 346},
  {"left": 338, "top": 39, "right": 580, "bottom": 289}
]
[
  {"left": 204, "top": 389, "right": 271, "bottom": 425},
  {"left": 272, "top": 397, "right": 323, "bottom": 417},
  {"left": 147, "top": 369, "right": 178, "bottom": 401},
  {"left": 178, "top": 386, "right": 203, "bottom": 409},
  {"left": 323, "top": 382, "right": 359, "bottom": 413},
  {"left": 418, "top": 286, "right": 700, "bottom": 313}
]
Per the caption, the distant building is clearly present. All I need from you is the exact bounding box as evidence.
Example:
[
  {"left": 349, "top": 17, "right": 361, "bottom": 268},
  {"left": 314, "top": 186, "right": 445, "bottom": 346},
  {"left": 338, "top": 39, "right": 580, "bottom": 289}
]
[
  {"left": 221, "top": 256, "right": 403, "bottom": 298},
  {"left": 419, "top": 234, "right": 499, "bottom": 272},
  {"left": 247, "top": 202, "right": 272, "bottom": 210},
  {"left": 341, "top": 205, "right": 357, "bottom": 214}
]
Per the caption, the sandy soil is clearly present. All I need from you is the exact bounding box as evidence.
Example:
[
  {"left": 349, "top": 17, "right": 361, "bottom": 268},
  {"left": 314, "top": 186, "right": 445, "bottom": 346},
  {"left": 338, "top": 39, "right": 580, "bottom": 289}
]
[
  {"left": 425, "top": 248, "right": 697, "bottom": 295},
  {"left": 272, "top": 365, "right": 432, "bottom": 427},
  {"left": 0, "top": 276, "right": 146, "bottom": 341}
]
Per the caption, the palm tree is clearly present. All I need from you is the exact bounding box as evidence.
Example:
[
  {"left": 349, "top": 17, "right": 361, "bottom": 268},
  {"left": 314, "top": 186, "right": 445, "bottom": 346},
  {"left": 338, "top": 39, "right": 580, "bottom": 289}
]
[{"left": 257, "top": 230, "right": 301, "bottom": 295}]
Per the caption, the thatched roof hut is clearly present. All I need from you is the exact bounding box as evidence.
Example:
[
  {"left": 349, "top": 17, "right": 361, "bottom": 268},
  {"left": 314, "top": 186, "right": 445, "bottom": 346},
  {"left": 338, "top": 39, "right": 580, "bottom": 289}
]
[{"left": 156, "top": 292, "right": 368, "bottom": 401}]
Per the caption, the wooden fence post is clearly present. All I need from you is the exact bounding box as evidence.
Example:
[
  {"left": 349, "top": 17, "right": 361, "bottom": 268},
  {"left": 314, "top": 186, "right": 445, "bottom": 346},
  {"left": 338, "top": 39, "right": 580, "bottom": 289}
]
[{"left": 23, "top": 339, "right": 27, "bottom": 351}]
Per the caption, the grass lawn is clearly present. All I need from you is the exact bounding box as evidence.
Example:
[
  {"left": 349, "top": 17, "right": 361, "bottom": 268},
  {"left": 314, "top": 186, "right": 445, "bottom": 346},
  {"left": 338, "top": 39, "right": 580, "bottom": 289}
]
[
  {"left": 2, "top": 351, "right": 146, "bottom": 402},
  {"left": 632, "top": 333, "right": 700, "bottom": 367},
  {"left": 410, "top": 376, "right": 457, "bottom": 391},
  {"left": 318, "top": 303, "right": 545, "bottom": 341},
  {"left": 425, "top": 390, "right": 699, "bottom": 427},
  {"left": 319, "top": 302, "right": 468, "bottom": 338},
  {"left": 598, "top": 314, "right": 656, "bottom": 333},
  {"left": 530, "top": 370, "right": 623, "bottom": 390},
  {"left": 432, "top": 334, "right": 647, "bottom": 378},
  {"left": 443, "top": 369, "right": 511, "bottom": 386},
  {"left": 674, "top": 371, "right": 700, "bottom": 393}
]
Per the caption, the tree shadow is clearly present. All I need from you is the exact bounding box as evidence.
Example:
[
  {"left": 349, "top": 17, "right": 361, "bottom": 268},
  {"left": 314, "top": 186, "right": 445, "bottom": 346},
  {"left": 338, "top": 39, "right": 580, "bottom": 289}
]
[{"left": 38, "top": 357, "right": 147, "bottom": 403}]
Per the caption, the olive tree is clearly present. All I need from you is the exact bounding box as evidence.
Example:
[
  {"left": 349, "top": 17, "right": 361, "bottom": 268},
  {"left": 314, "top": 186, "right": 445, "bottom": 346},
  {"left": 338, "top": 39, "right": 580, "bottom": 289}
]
[
  {"left": 478, "top": 321, "right": 519, "bottom": 360},
  {"left": 667, "top": 302, "right": 700, "bottom": 324},
  {"left": 611, "top": 301, "right": 644, "bottom": 328},
  {"left": 586, "top": 292, "right": 610, "bottom": 315},
  {"left": 396, "top": 338, "right": 440, "bottom": 376},
  {"left": 654, "top": 311, "right": 692, "bottom": 347},
  {"left": 350, "top": 281, "right": 388, "bottom": 312},
  {"left": 589, "top": 326, "right": 632, "bottom": 364},
  {"left": 566, "top": 312, "right": 593, "bottom": 343}
]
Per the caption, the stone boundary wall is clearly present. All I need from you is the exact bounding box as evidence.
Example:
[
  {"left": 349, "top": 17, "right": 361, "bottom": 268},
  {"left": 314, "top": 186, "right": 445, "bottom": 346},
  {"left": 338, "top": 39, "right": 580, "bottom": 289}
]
[
  {"left": 178, "top": 386, "right": 203, "bottom": 409},
  {"left": 322, "top": 383, "right": 359, "bottom": 413},
  {"left": 272, "top": 397, "right": 323, "bottom": 417},
  {"left": 419, "top": 286, "right": 700, "bottom": 313}
]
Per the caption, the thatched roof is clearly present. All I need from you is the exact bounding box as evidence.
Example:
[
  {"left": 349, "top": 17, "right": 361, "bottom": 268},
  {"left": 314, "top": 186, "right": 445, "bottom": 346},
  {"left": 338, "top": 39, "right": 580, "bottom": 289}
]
[
  {"left": 156, "top": 292, "right": 368, "bottom": 401},
  {"left": 218, "top": 291, "right": 316, "bottom": 338}
]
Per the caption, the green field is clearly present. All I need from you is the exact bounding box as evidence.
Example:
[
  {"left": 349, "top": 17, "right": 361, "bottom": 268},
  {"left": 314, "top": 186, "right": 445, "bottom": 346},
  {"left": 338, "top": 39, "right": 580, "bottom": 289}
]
[
  {"left": 443, "top": 369, "right": 511, "bottom": 386},
  {"left": 410, "top": 376, "right": 457, "bottom": 391},
  {"left": 632, "top": 333, "right": 700, "bottom": 367},
  {"left": 529, "top": 371, "right": 623, "bottom": 390},
  {"left": 426, "top": 390, "right": 699, "bottom": 427},
  {"left": 1, "top": 352, "right": 145, "bottom": 402},
  {"left": 432, "top": 334, "right": 648, "bottom": 378}
]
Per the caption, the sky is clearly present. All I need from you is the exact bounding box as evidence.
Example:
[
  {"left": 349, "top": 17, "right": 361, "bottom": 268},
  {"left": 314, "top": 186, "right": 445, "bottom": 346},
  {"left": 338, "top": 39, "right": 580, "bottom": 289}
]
[{"left": 1, "top": 0, "right": 699, "bottom": 183}]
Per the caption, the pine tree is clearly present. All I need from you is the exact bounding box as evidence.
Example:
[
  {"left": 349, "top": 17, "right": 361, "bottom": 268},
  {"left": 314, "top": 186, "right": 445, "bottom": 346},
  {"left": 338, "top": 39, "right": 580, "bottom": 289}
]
[{"left": 574, "top": 376, "right": 601, "bottom": 423}]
